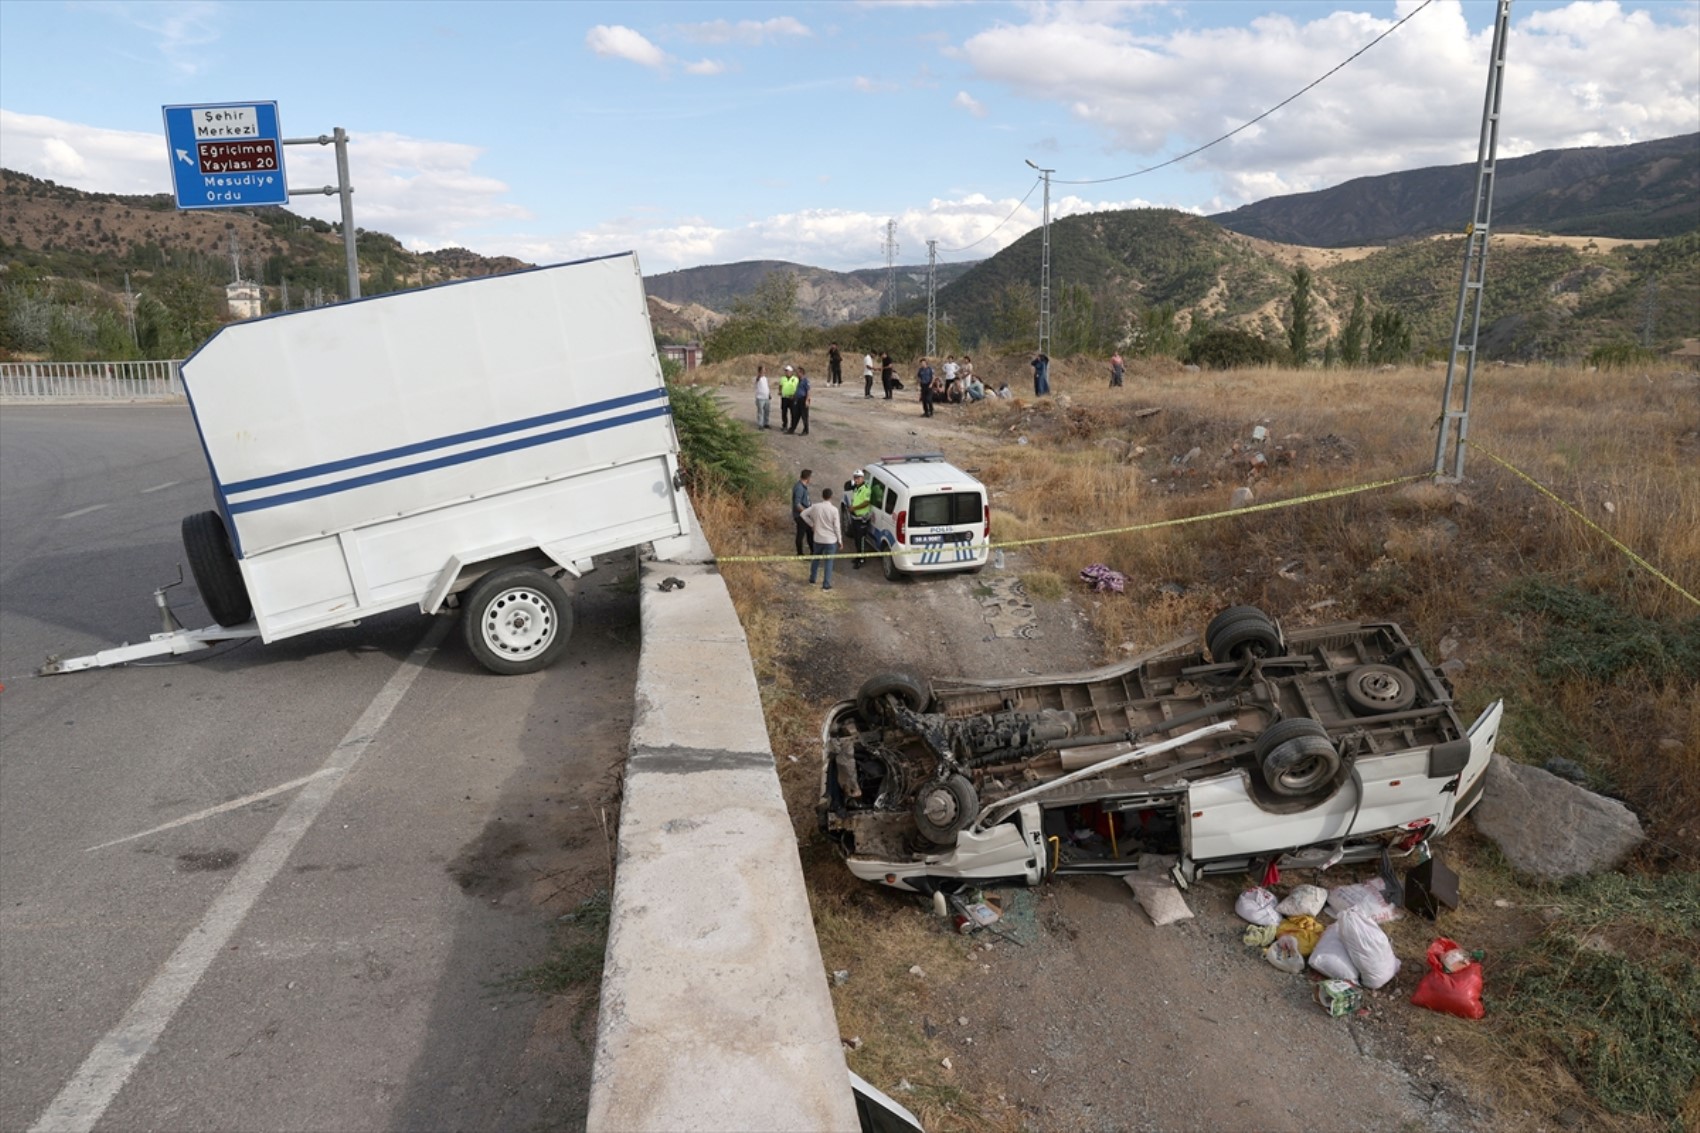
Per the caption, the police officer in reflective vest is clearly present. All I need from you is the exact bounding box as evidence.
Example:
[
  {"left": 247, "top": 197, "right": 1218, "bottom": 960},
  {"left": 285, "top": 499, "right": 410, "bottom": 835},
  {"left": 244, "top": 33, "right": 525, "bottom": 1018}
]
[
  {"left": 844, "top": 468, "right": 873, "bottom": 567},
  {"left": 778, "top": 365, "right": 799, "bottom": 432}
]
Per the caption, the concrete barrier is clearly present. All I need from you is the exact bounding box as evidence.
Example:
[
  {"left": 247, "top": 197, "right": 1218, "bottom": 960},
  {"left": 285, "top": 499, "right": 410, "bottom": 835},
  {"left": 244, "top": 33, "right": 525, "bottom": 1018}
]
[{"left": 587, "top": 514, "right": 857, "bottom": 1131}]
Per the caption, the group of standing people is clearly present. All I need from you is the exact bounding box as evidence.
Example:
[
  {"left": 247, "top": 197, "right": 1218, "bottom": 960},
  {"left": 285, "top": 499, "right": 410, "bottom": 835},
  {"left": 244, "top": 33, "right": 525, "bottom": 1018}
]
[
  {"left": 752, "top": 362, "right": 812, "bottom": 434},
  {"left": 912, "top": 354, "right": 987, "bottom": 416},
  {"left": 789, "top": 466, "right": 874, "bottom": 590}
]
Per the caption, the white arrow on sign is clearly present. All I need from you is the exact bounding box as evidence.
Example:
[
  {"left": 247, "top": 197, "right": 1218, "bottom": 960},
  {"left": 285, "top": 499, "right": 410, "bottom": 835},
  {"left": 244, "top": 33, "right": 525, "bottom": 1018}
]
[{"left": 176, "top": 148, "right": 192, "bottom": 165}]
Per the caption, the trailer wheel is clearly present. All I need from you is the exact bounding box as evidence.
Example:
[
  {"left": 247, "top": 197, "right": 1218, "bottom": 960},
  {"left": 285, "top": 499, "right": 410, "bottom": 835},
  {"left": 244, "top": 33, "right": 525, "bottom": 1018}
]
[
  {"left": 913, "top": 774, "right": 978, "bottom": 846},
  {"left": 181, "top": 510, "right": 252, "bottom": 627},
  {"left": 856, "top": 671, "right": 931, "bottom": 721},
  {"left": 462, "top": 567, "right": 573, "bottom": 675},
  {"left": 1207, "top": 608, "right": 1281, "bottom": 664},
  {"left": 1342, "top": 663, "right": 1418, "bottom": 716},
  {"left": 1255, "top": 718, "right": 1340, "bottom": 798}
]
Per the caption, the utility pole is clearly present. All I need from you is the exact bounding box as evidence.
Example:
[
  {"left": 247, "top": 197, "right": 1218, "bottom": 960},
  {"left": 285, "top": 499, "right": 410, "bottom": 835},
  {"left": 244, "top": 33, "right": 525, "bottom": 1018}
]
[
  {"left": 1433, "top": 0, "right": 1511, "bottom": 481},
  {"left": 1026, "top": 159, "right": 1054, "bottom": 357},
  {"left": 881, "top": 220, "right": 900, "bottom": 316},
  {"left": 123, "top": 272, "right": 138, "bottom": 348},
  {"left": 925, "top": 240, "right": 938, "bottom": 357}
]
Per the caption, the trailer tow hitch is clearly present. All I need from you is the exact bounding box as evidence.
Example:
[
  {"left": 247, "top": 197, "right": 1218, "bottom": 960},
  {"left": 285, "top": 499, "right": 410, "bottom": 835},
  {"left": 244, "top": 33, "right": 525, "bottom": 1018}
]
[{"left": 38, "top": 568, "right": 259, "bottom": 676}]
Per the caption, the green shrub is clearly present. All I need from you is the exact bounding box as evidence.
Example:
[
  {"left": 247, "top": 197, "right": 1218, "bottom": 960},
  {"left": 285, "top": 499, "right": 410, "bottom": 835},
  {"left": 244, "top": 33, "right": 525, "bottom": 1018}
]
[
  {"left": 1181, "top": 327, "right": 1283, "bottom": 369},
  {"left": 1496, "top": 871, "right": 1700, "bottom": 1122},
  {"left": 665, "top": 377, "right": 771, "bottom": 502},
  {"left": 1586, "top": 341, "right": 1661, "bottom": 369},
  {"left": 1500, "top": 578, "right": 1700, "bottom": 683}
]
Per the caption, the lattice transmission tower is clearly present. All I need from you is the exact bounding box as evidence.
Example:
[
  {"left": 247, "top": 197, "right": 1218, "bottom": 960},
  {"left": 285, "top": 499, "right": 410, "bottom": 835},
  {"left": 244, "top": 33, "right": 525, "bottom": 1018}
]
[{"left": 881, "top": 220, "right": 900, "bottom": 316}]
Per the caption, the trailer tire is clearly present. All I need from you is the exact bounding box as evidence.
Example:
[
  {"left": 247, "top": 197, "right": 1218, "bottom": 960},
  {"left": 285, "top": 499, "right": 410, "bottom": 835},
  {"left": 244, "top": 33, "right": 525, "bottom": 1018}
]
[
  {"left": 1255, "top": 718, "right": 1340, "bottom": 798},
  {"left": 913, "top": 774, "right": 978, "bottom": 846},
  {"left": 1207, "top": 609, "right": 1281, "bottom": 664},
  {"left": 1342, "top": 663, "right": 1418, "bottom": 716},
  {"left": 462, "top": 567, "right": 573, "bottom": 675},
  {"left": 181, "top": 510, "right": 252, "bottom": 627},
  {"left": 857, "top": 671, "right": 931, "bottom": 721}
]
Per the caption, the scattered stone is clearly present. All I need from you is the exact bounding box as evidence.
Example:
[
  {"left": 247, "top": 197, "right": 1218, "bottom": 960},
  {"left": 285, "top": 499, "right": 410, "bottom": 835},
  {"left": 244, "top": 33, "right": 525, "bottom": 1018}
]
[
  {"left": 1470, "top": 754, "right": 1645, "bottom": 881},
  {"left": 1229, "top": 486, "right": 1255, "bottom": 509},
  {"left": 1308, "top": 598, "right": 1339, "bottom": 611},
  {"left": 940, "top": 1057, "right": 953, "bottom": 1071},
  {"left": 1277, "top": 560, "right": 1301, "bottom": 581},
  {"left": 1132, "top": 444, "right": 1147, "bottom": 457},
  {"left": 1183, "top": 364, "right": 1201, "bottom": 373},
  {"left": 1159, "top": 581, "right": 1187, "bottom": 596},
  {"left": 1134, "top": 407, "right": 1161, "bottom": 419},
  {"left": 1603, "top": 500, "right": 1616, "bottom": 514},
  {"left": 957, "top": 1016, "right": 969, "bottom": 1026},
  {"left": 1252, "top": 425, "right": 1268, "bottom": 442},
  {"left": 908, "top": 965, "right": 926, "bottom": 978},
  {"left": 1180, "top": 446, "right": 1202, "bottom": 465},
  {"left": 832, "top": 969, "right": 850, "bottom": 986},
  {"left": 842, "top": 1036, "right": 863, "bottom": 1050},
  {"left": 1438, "top": 632, "right": 1461, "bottom": 659},
  {"left": 897, "top": 1079, "right": 914, "bottom": 1092},
  {"left": 1542, "top": 757, "right": 1589, "bottom": 784},
  {"left": 1493, "top": 898, "right": 1510, "bottom": 908}
]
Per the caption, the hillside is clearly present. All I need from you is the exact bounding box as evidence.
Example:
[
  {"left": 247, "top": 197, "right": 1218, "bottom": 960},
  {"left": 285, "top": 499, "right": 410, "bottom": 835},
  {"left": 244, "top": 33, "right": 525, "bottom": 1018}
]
[
  {"left": 1211, "top": 133, "right": 1700, "bottom": 246},
  {"left": 645, "top": 258, "right": 975, "bottom": 327}
]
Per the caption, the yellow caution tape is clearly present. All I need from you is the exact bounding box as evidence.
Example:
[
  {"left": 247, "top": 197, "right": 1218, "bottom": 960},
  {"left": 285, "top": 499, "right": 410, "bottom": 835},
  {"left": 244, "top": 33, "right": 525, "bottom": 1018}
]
[
  {"left": 1472, "top": 446, "right": 1699, "bottom": 609},
  {"left": 711, "top": 471, "right": 1430, "bottom": 565}
]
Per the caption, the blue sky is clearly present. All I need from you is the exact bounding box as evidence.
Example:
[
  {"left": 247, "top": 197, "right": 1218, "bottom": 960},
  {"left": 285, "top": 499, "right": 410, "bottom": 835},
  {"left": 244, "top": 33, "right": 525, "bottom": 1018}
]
[{"left": 2, "top": 1, "right": 1696, "bottom": 273}]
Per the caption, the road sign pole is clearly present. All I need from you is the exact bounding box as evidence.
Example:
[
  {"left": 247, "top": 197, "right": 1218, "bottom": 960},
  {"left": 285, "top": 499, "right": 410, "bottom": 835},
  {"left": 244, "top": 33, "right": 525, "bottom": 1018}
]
[{"left": 284, "top": 128, "right": 360, "bottom": 300}]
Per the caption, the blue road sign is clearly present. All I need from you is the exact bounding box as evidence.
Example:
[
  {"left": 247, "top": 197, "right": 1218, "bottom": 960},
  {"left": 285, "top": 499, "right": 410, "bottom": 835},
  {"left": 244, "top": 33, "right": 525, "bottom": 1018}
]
[{"left": 162, "top": 102, "right": 289, "bottom": 210}]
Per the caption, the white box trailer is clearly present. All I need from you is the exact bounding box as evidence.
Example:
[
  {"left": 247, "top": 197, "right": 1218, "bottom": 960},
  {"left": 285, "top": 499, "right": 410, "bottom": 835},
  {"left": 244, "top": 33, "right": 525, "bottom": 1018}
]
[{"left": 43, "top": 252, "right": 692, "bottom": 676}]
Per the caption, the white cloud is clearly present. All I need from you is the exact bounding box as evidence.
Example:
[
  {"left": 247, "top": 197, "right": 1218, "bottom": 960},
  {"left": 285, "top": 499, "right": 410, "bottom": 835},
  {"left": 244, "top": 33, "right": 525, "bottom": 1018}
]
[
  {"left": 492, "top": 190, "right": 1174, "bottom": 274},
  {"left": 953, "top": 91, "right": 988, "bottom": 118},
  {"left": 854, "top": 76, "right": 898, "bottom": 93},
  {"left": 92, "top": 0, "right": 222, "bottom": 77},
  {"left": 585, "top": 24, "right": 668, "bottom": 69},
  {"left": 585, "top": 22, "right": 731, "bottom": 76},
  {"left": 673, "top": 17, "right": 811, "bottom": 45},
  {"left": 0, "top": 110, "right": 167, "bottom": 194},
  {"left": 959, "top": 0, "right": 1700, "bottom": 207}
]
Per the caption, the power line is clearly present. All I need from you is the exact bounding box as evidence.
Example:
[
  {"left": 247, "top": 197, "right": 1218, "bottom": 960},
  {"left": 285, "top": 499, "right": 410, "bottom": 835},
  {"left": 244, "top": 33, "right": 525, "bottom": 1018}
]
[
  {"left": 937, "top": 176, "right": 1043, "bottom": 254},
  {"left": 1054, "top": 0, "right": 1435, "bottom": 187}
]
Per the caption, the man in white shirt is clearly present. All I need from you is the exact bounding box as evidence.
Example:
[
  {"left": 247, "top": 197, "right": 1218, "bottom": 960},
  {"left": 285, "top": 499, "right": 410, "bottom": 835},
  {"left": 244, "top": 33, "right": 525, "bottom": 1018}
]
[
  {"left": 862, "top": 352, "right": 875, "bottom": 399},
  {"left": 754, "top": 364, "right": 771, "bottom": 429},
  {"left": 800, "top": 488, "right": 844, "bottom": 590}
]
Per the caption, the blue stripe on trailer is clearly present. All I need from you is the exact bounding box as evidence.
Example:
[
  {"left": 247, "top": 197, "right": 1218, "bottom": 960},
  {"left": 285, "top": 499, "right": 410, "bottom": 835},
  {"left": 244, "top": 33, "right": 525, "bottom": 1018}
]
[
  {"left": 221, "top": 387, "right": 669, "bottom": 494},
  {"left": 226, "top": 405, "right": 672, "bottom": 514}
]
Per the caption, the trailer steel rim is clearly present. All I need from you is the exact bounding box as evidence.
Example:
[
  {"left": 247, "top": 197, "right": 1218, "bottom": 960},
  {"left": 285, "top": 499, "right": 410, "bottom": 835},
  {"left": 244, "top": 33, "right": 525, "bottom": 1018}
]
[{"left": 480, "top": 586, "right": 557, "bottom": 658}]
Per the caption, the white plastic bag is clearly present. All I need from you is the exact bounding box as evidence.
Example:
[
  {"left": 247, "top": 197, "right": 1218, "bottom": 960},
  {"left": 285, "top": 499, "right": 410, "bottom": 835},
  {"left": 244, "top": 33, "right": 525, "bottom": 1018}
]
[
  {"left": 1308, "top": 923, "right": 1361, "bottom": 983},
  {"left": 1264, "top": 934, "right": 1305, "bottom": 974},
  {"left": 1340, "top": 905, "right": 1400, "bottom": 989},
  {"left": 1327, "top": 880, "right": 1402, "bottom": 924},
  {"left": 1235, "top": 887, "right": 1281, "bottom": 926},
  {"left": 1276, "top": 883, "right": 1328, "bottom": 917}
]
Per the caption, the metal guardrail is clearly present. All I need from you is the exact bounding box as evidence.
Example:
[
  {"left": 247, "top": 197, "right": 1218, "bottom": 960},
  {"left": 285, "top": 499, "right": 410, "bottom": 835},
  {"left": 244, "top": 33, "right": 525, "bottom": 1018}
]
[{"left": 0, "top": 360, "right": 185, "bottom": 401}]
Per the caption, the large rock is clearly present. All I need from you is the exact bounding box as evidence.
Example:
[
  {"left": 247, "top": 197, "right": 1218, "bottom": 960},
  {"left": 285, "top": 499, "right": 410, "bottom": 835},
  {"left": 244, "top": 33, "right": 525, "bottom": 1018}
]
[{"left": 1470, "top": 754, "right": 1645, "bottom": 882}]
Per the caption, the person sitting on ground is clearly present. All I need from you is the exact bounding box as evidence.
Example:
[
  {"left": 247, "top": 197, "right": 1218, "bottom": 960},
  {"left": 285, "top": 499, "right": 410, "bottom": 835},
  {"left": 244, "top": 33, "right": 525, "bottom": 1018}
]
[
  {"left": 995, "top": 381, "right": 1013, "bottom": 400},
  {"left": 964, "top": 373, "right": 986, "bottom": 402}
]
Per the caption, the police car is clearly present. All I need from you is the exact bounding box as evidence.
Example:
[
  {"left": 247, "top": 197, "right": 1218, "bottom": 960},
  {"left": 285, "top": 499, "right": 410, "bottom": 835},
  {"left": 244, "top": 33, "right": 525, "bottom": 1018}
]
[{"left": 854, "top": 454, "right": 991, "bottom": 581}]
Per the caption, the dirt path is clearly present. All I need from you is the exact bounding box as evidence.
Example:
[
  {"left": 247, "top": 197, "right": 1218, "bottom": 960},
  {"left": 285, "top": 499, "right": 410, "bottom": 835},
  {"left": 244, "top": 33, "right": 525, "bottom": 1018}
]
[{"left": 744, "top": 380, "right": 1485, "bottom": 1131}]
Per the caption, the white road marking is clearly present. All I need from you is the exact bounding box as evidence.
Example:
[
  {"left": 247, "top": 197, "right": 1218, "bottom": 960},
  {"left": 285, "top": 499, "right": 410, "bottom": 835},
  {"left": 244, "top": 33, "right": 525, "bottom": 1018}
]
[
  {"left": 83, "top": 769, "right": 340, "bottom": 852},
  {"left": 139, "top": 481, "right": 181, "bottom": 494},
  {"left": 57, "top": 505, "right": 108, "bottom": 520},
  {"left": 28, "top": 618, "right": 450, "bottom": 1133}
]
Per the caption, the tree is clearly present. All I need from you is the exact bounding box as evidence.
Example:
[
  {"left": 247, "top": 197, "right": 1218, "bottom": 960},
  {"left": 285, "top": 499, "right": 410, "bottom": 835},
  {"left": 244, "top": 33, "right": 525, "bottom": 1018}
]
[
  {"left": 1367, "top": 309, "right": 1412, "bottom": 365},
  {"left": 703, "top": 271, "right": 803, "bottom": 361},
  {"left": 1052, "top": 282, "right": 1097, "bottom": 356},
  {"left": 1130, "top": 303, "right": 1181, "bottom": 359},
  {"left": 1286, "top": 266, "right": 1313, "bottom": 364},
  {"left": 989, "top": 281, "right": 1039, "bottom": 348},
  {"left": 1338, "top": 292, "right": 1367, "bottom": 367},
  {"left": 1182, "top": 327, "right": 1283, "bottom": 370}
]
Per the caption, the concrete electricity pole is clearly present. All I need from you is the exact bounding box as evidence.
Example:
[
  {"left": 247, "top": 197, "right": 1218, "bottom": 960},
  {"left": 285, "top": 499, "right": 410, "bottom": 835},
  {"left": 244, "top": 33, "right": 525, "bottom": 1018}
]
[{"left": 1026, "top": 159, "right": 1054, "bottom": 357}]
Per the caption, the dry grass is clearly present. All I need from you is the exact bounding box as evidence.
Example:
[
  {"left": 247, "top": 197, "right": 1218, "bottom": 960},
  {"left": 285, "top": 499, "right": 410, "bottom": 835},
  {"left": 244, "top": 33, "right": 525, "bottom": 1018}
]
[{"left": 688, "top": 354, "right": 1700, "bottom": 1129}]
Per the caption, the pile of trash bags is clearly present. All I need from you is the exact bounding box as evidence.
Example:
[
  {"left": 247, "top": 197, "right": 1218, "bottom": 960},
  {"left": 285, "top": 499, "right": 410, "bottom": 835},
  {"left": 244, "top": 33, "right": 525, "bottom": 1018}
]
[{"left": 1235, "top": 880, "right": 1484, "bottom": 1019}]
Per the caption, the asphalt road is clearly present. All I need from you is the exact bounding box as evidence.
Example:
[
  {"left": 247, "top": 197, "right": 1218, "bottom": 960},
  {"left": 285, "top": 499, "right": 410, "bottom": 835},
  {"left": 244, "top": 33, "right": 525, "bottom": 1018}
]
[{"left": 0, "top": 405, "right": 638, "bottom": 1131}]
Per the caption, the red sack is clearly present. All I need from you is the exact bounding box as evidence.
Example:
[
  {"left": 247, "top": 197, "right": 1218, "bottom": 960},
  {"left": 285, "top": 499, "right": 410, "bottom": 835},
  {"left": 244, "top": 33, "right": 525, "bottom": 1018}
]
[{"left": 1411, "top": 936, "right": 1485, "bottom": 1020}]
